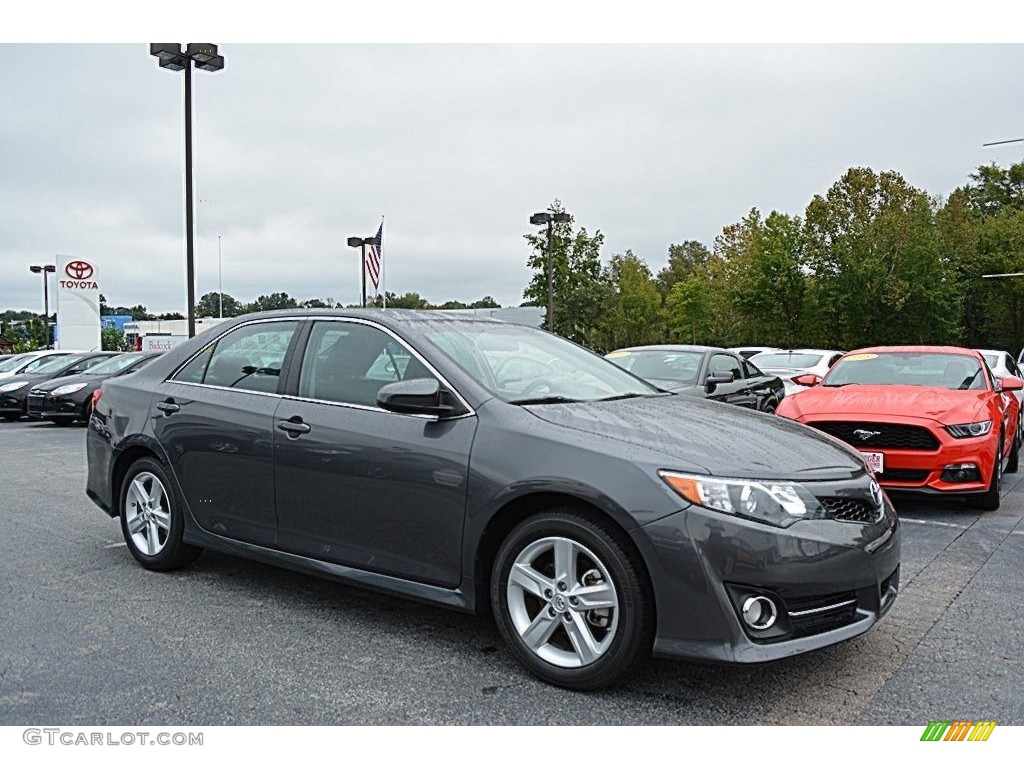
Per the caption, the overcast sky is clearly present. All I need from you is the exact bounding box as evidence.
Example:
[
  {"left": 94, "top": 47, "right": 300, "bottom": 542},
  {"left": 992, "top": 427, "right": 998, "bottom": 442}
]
[{"left": 2, "top": 43, "right": 1023, "bottom": 314}]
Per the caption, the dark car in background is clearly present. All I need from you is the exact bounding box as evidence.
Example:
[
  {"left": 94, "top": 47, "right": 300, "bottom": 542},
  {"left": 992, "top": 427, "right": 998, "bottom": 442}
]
[
  {"left": 86, "top": 310, "right": 898, "bottom": 689},
  {"left": 28, "top": 352, "right": 162, "bottom": 425},
  {"left": 606, "top": 344, "right": 786, "bottom": 413},
  {"left": 0, "top": 352, "right": 120, "bottom": 421}
]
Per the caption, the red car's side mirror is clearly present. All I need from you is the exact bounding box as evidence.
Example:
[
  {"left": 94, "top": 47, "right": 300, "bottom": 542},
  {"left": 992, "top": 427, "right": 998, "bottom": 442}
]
[
  {"left": 792, "top": 373, "right": 822, "bottom": 387},
  {"left": 999, "top": 376, "right": 1023, "bottom": 392}
]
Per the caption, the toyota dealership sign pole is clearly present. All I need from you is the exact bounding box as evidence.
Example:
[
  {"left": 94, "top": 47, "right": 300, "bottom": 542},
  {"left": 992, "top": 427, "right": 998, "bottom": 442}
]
[{"left": 55, "top": 256, "right": 101, "bottom": 351}]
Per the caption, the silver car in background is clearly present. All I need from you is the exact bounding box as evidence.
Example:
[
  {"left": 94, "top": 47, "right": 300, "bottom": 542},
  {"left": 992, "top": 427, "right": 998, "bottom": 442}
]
[{"left": 749, "top": 349, "right": 845, "bottom": 396}]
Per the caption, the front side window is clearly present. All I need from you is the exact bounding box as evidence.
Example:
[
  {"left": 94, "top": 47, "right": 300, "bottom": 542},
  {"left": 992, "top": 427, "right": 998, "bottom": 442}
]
[
  {"left": 709, "top": 354, "right": 742, "bottom": 381},
  {"left": 298, "top": 321, "right": 435, "bottom": 407},
  {"left": 172, "top": 321, "right": 298, "bottom": 393}
]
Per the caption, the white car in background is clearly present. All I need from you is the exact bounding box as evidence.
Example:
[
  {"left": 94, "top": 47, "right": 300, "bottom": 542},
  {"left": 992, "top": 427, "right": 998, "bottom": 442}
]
[
  {"left": 749, "top": 349, "right": 845, "bottom": 396},
  {"left": 979, "top": 348, "right": 1024, "bottom": 443},
  {"left": 727, "top": 346, "right": 781, "bottom": 360},
  {"left": 0, "top": 351, "right": 75, "bottom": 382}
]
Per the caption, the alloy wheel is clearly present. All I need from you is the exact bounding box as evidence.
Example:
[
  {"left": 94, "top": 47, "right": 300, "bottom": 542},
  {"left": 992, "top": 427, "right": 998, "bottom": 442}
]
[
  {"left": 124, "top": 471, "right": 171, "bottom": 556},
  {"left": 505, "top": 536, "right": 619, "bottom": 668}
]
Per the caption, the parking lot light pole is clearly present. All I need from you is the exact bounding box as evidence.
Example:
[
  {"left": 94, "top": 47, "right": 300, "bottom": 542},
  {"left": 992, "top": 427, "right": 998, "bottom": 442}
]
[
  {"left": 149, "top": 43, "right": 225, "bottom": 338},
  {"left": 530, "top": 211, "right": 572, "bottom": 332},
  {"left": 347, "top": 236, "right": 374, "bottom": 308},
  {"left": 28, "top": 264, "right": 56, "bottom": 348}
]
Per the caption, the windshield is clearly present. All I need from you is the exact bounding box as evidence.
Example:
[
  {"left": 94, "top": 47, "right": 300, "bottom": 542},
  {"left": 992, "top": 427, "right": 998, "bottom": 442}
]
[
  {"left": 22, "top": 354, "right": 77, "bottom": 374},
  {"left": 606, "top": 349, "right": 703, "bottom": 386},
  {"left": 0, "top": 354, "right": 31, "bottom": 373},
  {"left": 751, "top": 352, "right": 824, "bottom": 369},
  {"left": 823, "top": 352, "right": 987, "bottom": 390},
  {"left": 418, "top": 321, "right": 659, "bottom": 403},
  {"left": 86, "top": 354, "right": 146, "bottom": 375}
]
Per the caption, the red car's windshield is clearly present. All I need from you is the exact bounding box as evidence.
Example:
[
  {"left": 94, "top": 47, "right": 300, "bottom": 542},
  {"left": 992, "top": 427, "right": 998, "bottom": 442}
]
[{"left": 823, "top": 352, "right": 987, "bottom": 390}]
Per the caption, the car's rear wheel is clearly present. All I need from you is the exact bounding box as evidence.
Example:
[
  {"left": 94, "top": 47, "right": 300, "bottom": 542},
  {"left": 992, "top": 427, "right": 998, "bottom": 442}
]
[
  {"left": 119, "top": 457, "right": 202, "bottom": 570},
  {"left": 491, "top": 509, "right": 652, "bottom": 690},
  {"left": 3, "top": 414, "right": 19, "bottom": 422},
  {"left": 975, "top": 435, "right": 1003, "bottom": 511}
]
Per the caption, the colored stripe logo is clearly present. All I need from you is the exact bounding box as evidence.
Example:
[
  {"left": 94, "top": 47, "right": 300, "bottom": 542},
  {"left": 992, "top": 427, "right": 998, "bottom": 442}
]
[{"left": 921, "top": 721, "right": 996, "bottom": 741}]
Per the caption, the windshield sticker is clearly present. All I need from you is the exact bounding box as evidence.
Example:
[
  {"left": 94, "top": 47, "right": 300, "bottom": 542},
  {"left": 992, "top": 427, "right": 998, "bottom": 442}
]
[
  {"left": 843, "top": 353, "right": 878, "bottom": 362},
  {"left": 606, "top": 351, "right": 631, "bottom": 359}
]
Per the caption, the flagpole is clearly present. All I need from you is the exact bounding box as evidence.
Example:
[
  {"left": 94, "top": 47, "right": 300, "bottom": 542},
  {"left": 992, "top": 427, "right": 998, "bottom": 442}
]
[{"left": 381, "top": 216, "right": 386, "bottom": 310}]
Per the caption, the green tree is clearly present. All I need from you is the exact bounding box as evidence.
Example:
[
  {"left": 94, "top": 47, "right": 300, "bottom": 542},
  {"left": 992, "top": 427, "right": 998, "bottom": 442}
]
[
  {"left": 248, "top": 292, "right": 298, "bottom": 312},
  {"left": 196, "top": 291, "right": 245, "bottom": 318},
  {"left": 470, "top": 296, "right": 500, "bottom": 309},
  {"left": 803, "top": 167, "right": 960, "bottom": 348},
  {"left": 593, "top": 251, "right": 663, "bottom": 351},
  {"left": 101, "top": 326, "right": 133, "bottom": 352},
  {"left": 665, "top": 271, "right": 713, "bottom": 344},
  {"left": 656, "top": 240, "right": 711, "bottom": 297},
  {"left": 523, "top": 200, "right": 606, "bottom": 344}
]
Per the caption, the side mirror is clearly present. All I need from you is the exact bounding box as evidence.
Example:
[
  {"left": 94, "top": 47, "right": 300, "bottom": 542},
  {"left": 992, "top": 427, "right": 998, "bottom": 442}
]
[
  {"left": 792, "top": 373, "right": 822, "bottom": 387},
  {"left": 705, "top": 371, "right": 734, "bottom": 393},
  {"left": 376, "top": 378, "right": 461, "bottom": 417},
  {"left": 999, "top": 376, "right": 1023, "bottom": 392}
]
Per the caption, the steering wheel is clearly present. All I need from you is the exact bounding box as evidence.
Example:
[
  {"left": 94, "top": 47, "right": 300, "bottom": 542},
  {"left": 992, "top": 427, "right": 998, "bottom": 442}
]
[{"left": 518, "top": 379, "right": 555, "bottom": 399}]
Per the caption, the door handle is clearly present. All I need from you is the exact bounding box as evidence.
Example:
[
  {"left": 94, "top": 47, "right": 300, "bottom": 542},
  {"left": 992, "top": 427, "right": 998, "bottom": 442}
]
[
  {"left": 277, "top": 419, "right": 311, "bottom": 435},
  {"left": 156, "top": 400, "right": 180, "bottom": 414}
]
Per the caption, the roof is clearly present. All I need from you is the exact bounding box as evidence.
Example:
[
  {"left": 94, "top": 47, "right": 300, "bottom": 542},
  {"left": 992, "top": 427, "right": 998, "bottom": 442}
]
[
  {"left": 845, "top": 345, "right": 982, "bottom": 356},
  {"left": 609, "top": 344, "right": 729, "bottom": 354}
]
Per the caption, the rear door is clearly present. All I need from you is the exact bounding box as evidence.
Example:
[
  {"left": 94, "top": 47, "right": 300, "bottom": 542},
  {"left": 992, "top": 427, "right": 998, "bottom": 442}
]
[
  {"left": 151, "top": 319, "right": 302, "bottom": 547},
  {"left": 273, "top": 319, "right": 476, "bottom": 587}
]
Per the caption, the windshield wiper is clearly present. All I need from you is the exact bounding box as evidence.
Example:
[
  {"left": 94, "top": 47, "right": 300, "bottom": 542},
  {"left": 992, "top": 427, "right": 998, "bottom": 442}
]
[
  {"left": 509, "top": 395, "right": 581, "bottom": 405},
  {"left": 823, "top": 382, "right": 860, "bottom": 387},
  {"left": 595, "top": 392, "right": 650, "bottom": 401}
]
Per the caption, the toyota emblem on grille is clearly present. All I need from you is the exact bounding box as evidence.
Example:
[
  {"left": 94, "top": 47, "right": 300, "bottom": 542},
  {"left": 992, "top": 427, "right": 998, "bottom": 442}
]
[{"left": 853, "top": 429, "right": 881, "bottom": 441}]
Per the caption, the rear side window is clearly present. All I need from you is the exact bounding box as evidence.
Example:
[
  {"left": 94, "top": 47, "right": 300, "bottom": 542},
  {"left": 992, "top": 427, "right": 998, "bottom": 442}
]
[
  {"left": 172, "top": 321, "right": 299, "bottom": 393},
  {"left": 742, "top": 361, "right": 763, "bottom": 379}
]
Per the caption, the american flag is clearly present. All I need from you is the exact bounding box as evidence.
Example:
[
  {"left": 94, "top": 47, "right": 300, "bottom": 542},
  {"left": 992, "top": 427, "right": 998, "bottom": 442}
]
[{"left": 366, "top": 221, "right": 383, "bottom": 291}]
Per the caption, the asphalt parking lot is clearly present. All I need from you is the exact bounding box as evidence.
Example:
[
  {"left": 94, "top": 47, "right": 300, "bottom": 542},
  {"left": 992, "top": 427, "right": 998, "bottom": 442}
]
[{"left": 2, "top": 419, "right": 1022, "bottom": 726}]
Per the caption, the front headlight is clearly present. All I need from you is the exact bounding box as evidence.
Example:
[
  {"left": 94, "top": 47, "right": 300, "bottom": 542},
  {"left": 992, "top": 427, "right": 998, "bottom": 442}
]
[
  {"left": 0, "top": 381, "right": 28, "bottom": 393},
  {"left": 51, "top": 382, "right": 89, "bottom": 396},
  {"left": 945, "top": 420, "right": 992, "bottom": 438},
  {"left": 659, "top": 470, "right": 825, "bottom": 528}
]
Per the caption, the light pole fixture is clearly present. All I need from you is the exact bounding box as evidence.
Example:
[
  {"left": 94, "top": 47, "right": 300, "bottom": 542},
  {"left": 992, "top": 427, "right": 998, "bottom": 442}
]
[
  {"left": 347, "top": 236, "right": 375, "bottom": 308},
  {"left": 218, "top": 235, "right": 223, "bottom": 319},
  {"left": 530, "top": 211, "right": 572, "bottom": 332},
  {"left": 149, "top": 43, "right": 225, "bottom": 338},
  {"left": 28, "top": 264, "right": 56, "bottom": 348}
]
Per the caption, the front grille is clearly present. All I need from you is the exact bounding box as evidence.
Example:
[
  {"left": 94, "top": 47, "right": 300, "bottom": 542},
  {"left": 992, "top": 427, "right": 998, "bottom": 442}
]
[
  {"left": 809, "top": 421, "right": 940, "bottom": 451},
  {"left": 786, "top": 590, "right": 859, "bottom": 638},
  {"left": 877, "top": 468, "right": 929, "bottom": 483},
  {"left": 819, "top": 496, "right": 882, "bottom": 523},
  {"left": 27, "top": 394, "right": 49, "bottom": 412}
]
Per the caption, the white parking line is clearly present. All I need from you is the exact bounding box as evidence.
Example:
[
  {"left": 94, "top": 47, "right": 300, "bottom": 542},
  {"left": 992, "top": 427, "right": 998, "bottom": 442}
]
[{"left": 900, "top": 518, "right": 969, "bottom": 529}]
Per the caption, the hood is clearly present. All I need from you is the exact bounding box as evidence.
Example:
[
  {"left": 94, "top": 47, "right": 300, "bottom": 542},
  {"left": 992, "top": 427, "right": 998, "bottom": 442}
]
[
  {"left": 781, "top": 384, "right": 990, "bottom": 424},
  {"left": 31, "top": 372, "right": 108, "bottom": 392},
  {"left": 524, "top": 394, "right": 864, "bottom": 480}
]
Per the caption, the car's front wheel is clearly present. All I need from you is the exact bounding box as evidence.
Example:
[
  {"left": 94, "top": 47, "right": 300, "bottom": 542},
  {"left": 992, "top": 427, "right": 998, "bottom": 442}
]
[
  {"left": 491, "top": 510, "right": 652, "bottom": 690},
  {"left": 119, "top": 457, "right": 202, "bottom": 570},
  {"left": 975, "top": 435, "right": 1003, "bottom": 511}
]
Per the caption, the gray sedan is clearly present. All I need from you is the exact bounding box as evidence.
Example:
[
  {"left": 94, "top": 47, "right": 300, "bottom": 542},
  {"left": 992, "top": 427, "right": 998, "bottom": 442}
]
[{"left": 85, "top": 310, "right": 899, "bottom": 689}]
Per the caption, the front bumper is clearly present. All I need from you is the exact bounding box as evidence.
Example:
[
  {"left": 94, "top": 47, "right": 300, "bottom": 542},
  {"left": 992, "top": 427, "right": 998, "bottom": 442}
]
[
  {"left": 639, "top": 479, "right": 900, "bottom": 663},
  {"left": 0, "top": 391, "right": 28, "bottom": 416},
  {"left": 798, "top": 415, "right": 1000, "bottom": 495},
  {"left": 27, "top": 391, "right": 83, "bottom": 420}
]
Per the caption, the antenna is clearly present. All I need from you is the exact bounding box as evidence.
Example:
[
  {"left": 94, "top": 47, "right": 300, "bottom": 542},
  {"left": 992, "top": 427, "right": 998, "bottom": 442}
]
[{"left": 982, "top": 138, "right": 1024, "bottom": 147}]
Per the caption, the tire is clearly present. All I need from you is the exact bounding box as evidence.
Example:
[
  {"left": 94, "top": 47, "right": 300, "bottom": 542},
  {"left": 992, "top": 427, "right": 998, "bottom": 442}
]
[
  {"left": 491, "top": 509, "right": 652, "bottom": 690},
  {"left": 80, "top": 397, "right": 94, "bottom": 426},
  {"left": 119, "top": 457, "right": 202, "bottom": 571},
  {"left": 975, "top": 435, "right": 1003, "bottom": 511},
  {"left": 3, "top": 414, "right": 19, "bottom": 422},
  {"left": 1007, "top": 429, "right": 1019, "bottom": 474},
  {"left": 50, "top": 417, "right": 74, "bottom": 427}
]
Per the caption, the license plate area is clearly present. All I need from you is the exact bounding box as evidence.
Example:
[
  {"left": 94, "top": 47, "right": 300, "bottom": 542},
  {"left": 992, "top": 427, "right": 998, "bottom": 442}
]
[{"left": 860, "top": 451, "right": 884, "bottom": 474}]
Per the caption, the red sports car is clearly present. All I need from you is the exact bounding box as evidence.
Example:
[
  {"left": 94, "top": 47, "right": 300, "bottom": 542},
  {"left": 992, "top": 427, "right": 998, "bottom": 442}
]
[{"left": 776, "top": 346, "right": 1022, "bottom": 510}]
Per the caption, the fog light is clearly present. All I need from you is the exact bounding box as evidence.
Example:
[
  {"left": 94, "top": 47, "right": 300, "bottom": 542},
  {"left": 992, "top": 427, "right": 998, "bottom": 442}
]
[
  {"left": 741, "top": 595, "right": 778, "bottom": 630},
  {"left": 941, "top": 463, "right": 980, "bottom": 483}
]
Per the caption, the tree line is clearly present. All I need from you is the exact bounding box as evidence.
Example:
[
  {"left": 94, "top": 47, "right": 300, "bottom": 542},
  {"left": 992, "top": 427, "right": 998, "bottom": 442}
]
[{"left": 526, "top": 162, "right": 1024, "bottom": 355}]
